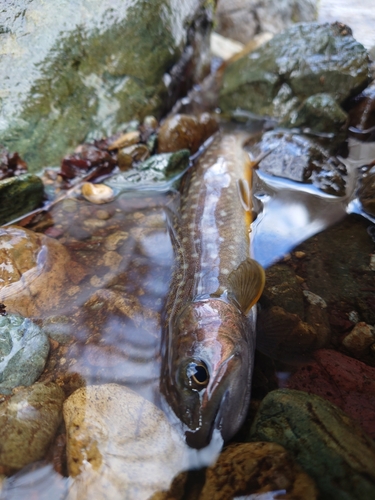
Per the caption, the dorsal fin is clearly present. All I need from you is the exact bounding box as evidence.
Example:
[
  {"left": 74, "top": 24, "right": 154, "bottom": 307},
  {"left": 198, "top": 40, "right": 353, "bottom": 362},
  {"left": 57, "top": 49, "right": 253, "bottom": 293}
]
[{"left": 227, "top": 258, "right": 265, "bottom": 314}]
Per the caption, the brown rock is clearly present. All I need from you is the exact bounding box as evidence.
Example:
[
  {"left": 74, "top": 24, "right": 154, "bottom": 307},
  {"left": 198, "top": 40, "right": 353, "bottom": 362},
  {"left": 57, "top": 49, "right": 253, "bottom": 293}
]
[
  {"left": 0, "top": 226, "right": 71, "bottom": 317},
  {"left": 200, "top": 442, "right": 317, "bottom": 499},
  {"left": 0, "top": 382, "right": 65, "bottom": 469},
  {"left": 342, "top": 322, "right": 375, "bottom": 357},
  {"left": 157, "top": 113, "right": 218, "bottom": 154},
  {"left": 287, "top": 349, "right": 375, "bottom": 437},
  {"left": 107, "top": 130, "right": 141, "bottom": 151}
]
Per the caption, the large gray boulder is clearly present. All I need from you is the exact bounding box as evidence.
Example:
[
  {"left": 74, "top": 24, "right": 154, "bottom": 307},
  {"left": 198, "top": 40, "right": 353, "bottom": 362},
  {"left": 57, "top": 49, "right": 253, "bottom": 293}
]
[{"left": 0, "top": 0, "right": 212, "bottom": 171}]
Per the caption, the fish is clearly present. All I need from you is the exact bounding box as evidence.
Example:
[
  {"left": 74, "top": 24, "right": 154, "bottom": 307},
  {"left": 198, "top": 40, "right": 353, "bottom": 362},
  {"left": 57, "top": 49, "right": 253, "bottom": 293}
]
[{"left": 161, "top": 129, "right": 265, "bottom": 448}]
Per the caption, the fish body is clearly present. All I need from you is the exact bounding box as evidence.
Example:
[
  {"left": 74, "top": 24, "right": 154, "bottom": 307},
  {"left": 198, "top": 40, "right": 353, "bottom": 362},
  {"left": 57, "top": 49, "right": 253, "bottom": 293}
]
[{"left": 162, "top": 130, "right": 265, "bottom": 448}]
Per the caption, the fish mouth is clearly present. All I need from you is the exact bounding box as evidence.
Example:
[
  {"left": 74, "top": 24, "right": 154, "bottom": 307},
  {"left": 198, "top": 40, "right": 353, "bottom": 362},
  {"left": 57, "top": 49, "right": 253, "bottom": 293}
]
[{"left": 184, "top": 392, "right": 226, "bottom": 449}]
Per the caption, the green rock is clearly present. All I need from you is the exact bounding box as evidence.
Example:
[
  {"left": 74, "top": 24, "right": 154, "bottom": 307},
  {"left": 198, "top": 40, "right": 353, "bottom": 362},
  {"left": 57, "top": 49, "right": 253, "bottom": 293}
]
[
  {"left": 282, "top": 93, "right": 348, "bottom": 145},
  {"left": 249, "top": 389, "right": 375, "bottom": 500},
  {"left": 105, "top": 149, "right": 190, "bottom": 191},
  {"left": 0, "top": 0, "right": 212, "bottom": 171},
  {"left": 0, "top": 174, "right": 44, "bottom": 225},
  {"left": 219, "top": 22, "right": 370, "bottom": 119},
  {"left": 0, "top": 314, "right": 50, "bottom": 394}
]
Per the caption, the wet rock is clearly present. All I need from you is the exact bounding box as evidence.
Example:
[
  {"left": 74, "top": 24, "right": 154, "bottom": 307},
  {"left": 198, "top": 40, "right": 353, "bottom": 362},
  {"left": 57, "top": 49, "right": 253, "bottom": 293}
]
[
  {"left": 247, "top": 131, "right": 347, "bottom": 195},
  {"left": 64, "top": 384, "right": 187, "bottom": 500},
  {"left": 105, "top": 150, "right": 190, "bottom": 191},
  {"left": 215, "top": 0, "right": 317, "bottom": 45},
  {"left": 347, "top": 81, "right": 375, "bottom": 140},
  {"left": 0, "top": 226, "right": 71, "bottom": 317},
  {"left": 219, "top": 22, "right": 370, "bottom": 120},
  {"left": 281, "top": 93, "right": 348, "bottom": 147},
  {"left": 0, "top": 0, "right": 212, "bottom": 171},
  {"left": 0, "top": 146, "right": 28, "bottom": 180},
  {"left": 249, "top": 389, "right": 375, "bottom": 499},
  {"left": 0, "top": 174, "right": 44, "bottom": 225},
  {"left": 260, "top": 264, "right": 305, "bottom": 319},
  {"left": 0, "top": 382, "right": 65, "bottom": 469},
  {"left": 117, "top": 144, "right": 150, "bottom": 171},
  {"left": 202, "top": 442, "right": 317, "bottom": 500},
  {"left": 81, "top": 183, "right": 115, "bottom": 204},
  {"left": 287, "top": 349, "right": 375, "bottom": 438},
  {"left": 256, "top": 306, "right": 324, "bottom": 362},
  {"left": 41, "top": 315, "right": 75, "bottom": 345},
  {"left": 107, "top": 131, "right": 141, "bottom": 151},
  {"left": 341, "top": 322, "right": 375, "bottom": 357},
  {"left": 157, "top": 114, "right": 219, "bottom": 154},
  {"left": 0, "top": 314, "right": 49, "bottom": 394}
]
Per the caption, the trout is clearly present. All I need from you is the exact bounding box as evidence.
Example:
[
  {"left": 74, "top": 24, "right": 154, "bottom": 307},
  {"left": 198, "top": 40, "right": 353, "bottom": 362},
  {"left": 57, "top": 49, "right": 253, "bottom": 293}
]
[{"left": 161, "top": 129, "right": 265, "bottom": 448}]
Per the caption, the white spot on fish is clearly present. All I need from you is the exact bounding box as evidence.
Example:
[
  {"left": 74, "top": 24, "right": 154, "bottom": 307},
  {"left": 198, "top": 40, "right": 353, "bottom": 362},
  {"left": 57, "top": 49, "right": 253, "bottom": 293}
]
[
  {"left": 192, "top": 253, "right": 199, "bottom": 258},
  {"left": 219, "top": 210, "right": 227, "bottom": 217},
  {"left": 221, "top": 268, "right": 230, "bottom": 275}
]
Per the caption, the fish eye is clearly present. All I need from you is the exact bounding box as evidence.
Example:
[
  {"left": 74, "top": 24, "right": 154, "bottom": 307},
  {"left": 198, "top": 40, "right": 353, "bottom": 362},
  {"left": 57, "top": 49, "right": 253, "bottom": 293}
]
[{"left": 186, "top": 361, "right": 209, "bottom": 390}]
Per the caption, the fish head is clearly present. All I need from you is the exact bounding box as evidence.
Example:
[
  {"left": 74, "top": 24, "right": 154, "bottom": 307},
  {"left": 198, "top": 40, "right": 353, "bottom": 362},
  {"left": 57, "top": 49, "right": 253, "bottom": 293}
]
[{"left": 164, "top": 297, "right": 255, "bottom": 448}]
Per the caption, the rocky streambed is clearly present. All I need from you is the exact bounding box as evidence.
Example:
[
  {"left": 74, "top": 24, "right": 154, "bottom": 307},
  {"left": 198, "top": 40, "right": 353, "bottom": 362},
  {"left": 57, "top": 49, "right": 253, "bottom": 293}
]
[{"left": 0, "top": 3, "right": 375, "bottom": 500}]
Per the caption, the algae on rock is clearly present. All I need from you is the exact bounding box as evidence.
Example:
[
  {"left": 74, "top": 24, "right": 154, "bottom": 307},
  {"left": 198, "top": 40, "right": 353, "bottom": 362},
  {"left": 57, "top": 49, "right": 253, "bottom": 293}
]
[{"left": 0, "top": 0, "right": 212, "bottom": 171}]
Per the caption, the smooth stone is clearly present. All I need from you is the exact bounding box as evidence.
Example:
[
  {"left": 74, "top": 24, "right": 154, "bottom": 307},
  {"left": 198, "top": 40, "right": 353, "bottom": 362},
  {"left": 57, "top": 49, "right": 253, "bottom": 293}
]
[
  {"left": 0, "top": 226, "right": 71, "bottom": 317},
  {"left": 0, "top": 382, "right": 65, "bottom": 469},
  {"left": 0, "top": 314, "right": 49, "bottom": 394},
  {"left": 249, "top": 388, "right": 375, "bottom": 500},
  {"left": 219, "top": 22, "right": 370, "bottom": 119},
  {"left": 0, "top": 174, "right": 44, "bottom": 225},
  {"left": 287, "top": 349, "right": 375, "bottom": 438},
  {"left": 64, "top": 384, "right": 187, "bottom": 500},
  {"left": 0, "top": 0, "right": 211, "bottom": 171},
  {"left": 157, "top": 113, "right": 219, "bottom": 154}
]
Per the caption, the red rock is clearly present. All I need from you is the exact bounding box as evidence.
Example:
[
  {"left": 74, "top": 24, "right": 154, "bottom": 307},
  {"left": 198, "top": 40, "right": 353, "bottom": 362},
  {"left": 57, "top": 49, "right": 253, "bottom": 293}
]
[{"left": 287, "top": 349, "right": 375, "bottom": 438}]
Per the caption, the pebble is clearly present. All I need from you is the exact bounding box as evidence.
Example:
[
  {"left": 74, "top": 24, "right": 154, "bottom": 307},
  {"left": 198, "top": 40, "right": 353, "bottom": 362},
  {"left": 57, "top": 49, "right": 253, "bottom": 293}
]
[
  {"left": 64, "top": 384, "right": 187, "bottom": 500},
  {"left": 0, "top": 314, "right": 50, "bottom": 394},
  {"left": 303, "top": 290, "right": 327, "bottom": 308},
  {"left": 0, "top": 382, "right": 65, "bottom": 469},
  {"left": 249, "top": 388, "right": 375, "bottom": 500},
  {"left": 95, "top": 209, "right": 111, "bottom": 220},
  {"left": 107, "top": 130, "right": 141, "bottom": 151},
  {"left": 287, "top": 349, "right": 375, "bottom": 438},
  {"left": 104, "top": 231, "right": 129, "bottom": 251},
  {"left": 342, "top": 322, "right": 375, "bottom": 356},
  {"left": 81, "top": 183, "right": 115, "bottom": 204}
]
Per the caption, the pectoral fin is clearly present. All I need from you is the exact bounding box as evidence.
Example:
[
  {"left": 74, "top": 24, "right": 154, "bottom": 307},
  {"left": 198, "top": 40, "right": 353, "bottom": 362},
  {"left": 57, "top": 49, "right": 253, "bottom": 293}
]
[{"left": 228, "top": 258, "right": 265, "bottom": 314}]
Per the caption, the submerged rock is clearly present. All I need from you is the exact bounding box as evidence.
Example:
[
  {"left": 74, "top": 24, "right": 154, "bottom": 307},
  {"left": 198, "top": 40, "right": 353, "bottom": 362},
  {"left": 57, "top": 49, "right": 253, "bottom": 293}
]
[
  {"left": 220, "top": 22, "right": 370, "bottom": 119},
  {"left": 287, "top": 349, "right": 375, "bottom": 438},
  {"left": 64, "top": 384, "right": 187, "bottom": 500},
  {"left": 0, "top": 382, "right": 65, "bottom": 469},
  {"left": 0, "top": 174, "right": 44, "bottom": 225},
  {"left": 0, "top": 226, "right": 71, "bottom": 317},
  {"left": 0, "top": 0, "right": 213, "bottom": 171},
  {"left": 105, "top": 149, "right": 190, "bottom": 191},
  {"left": 0, "top": 314, "right": 49, "bottom": 394},
  {"left": 249, "top": 389, "right": 375, "bottom": 500}
]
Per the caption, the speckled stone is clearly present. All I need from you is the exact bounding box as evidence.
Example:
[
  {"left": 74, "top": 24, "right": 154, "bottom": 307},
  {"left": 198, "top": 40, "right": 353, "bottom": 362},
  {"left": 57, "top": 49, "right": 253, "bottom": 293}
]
[
  {"left": 0, "top": 314, "right": 49, "bottom": 394},
  {"left": 0, "top": 382, "right": 65, "bottom": 469},
  {"left": 249, "top": 389, "right": 375, "bottom": 500},
  {"left": 64, "top": 384, "right": 187, "bottom": 500}
]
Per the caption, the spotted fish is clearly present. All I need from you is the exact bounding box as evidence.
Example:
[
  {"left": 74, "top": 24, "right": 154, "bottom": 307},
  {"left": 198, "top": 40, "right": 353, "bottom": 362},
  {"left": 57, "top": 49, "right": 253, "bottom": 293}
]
[{"left": 161, "top": 129, "right": 265, "bottom": 448}]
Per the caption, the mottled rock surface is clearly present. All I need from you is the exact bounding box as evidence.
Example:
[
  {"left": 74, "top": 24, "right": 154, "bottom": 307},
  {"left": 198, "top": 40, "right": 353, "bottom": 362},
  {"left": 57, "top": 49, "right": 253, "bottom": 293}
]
[
  {"left": 287, "top": 349, "right": 375, "bottom": 438},
  {"left": 0, "top": 314, "right": 49, "bottom": 394},
  {"left": 0, "top": 174, "right": 44, "bottom": 225},
  {"left": 0, "top": 0, "right": 212, "bottom": 171},
  {"left": 249, "top": 389, "right": 375, "bottom": 500},
  {"left": 0, "top": 382, "right": 65, "bottom": 469},
  {"left": 0, "top": 226, "right": 71, "bottom": 317},
  {"left": 64, "top": 384, "right": 187, "bottom": 500},
  {"left": 219, "top": 22, "right": 370, "bottom": 121}
]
